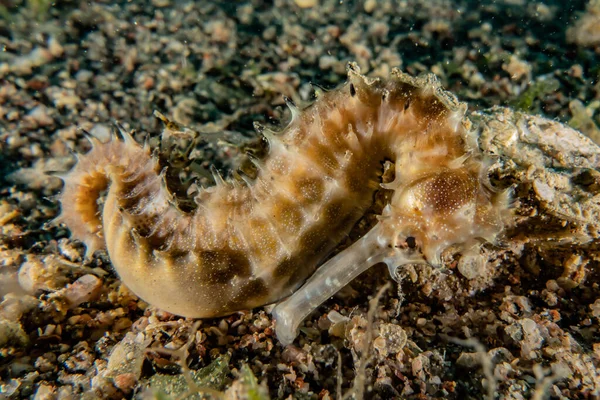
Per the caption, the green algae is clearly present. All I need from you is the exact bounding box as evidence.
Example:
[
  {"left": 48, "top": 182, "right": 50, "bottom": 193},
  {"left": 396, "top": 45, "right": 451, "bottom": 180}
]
[
  {"left": 511, "top": 76, "right": 560, "bottom": 112},
  {"left": 144, "top": 353, "right": 231, "bottom": 399}
]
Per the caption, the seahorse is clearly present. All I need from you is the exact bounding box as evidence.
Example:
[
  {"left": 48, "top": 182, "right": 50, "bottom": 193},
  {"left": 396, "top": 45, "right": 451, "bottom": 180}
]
[{"left": 54, "top": 63, "right": 511, "bottom": 345}]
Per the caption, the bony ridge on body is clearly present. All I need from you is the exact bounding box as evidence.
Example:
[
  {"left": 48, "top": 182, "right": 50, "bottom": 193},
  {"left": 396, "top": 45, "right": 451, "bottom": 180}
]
[{"left": 55, "top": 62, "right": 512, "bottom": 345}]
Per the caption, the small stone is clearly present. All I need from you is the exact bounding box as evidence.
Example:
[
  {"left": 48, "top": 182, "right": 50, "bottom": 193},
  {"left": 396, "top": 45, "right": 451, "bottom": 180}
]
[
  {"left": 18, "top": 255, "right": 73, "bottom": 294},
  {"left": 0, "top": 203, "right": 20, "bottom": 226},
  {"left": 10, "top": 47, "right": 53, "bottom": 75},
  {"left": 90, "top": 124, "right": 112, "bottom": 143},
  {"left": 75, "top": 69, "right": 94, "bottom": 83},
  {"left": 374, "top": 323, "right": 408, "bottom": 356},
  {"left": 294, "top": 0, "right": 318, "bottom": 8},
  {"left": 113, "top": 373, "right": 136, "bottom": 393},
  {"left": 519, "top": 318, "right": 543, "bottom": 360},
  {"left": 33, "top": 383, "right": 56, "bottom": 400},
  {"left": 533, "top": 180, "right": 555, "bottom": 203},
  {"left": 113, "top": 317, "right": 132, "bottom": 331},
  {"left": 0, "top": 317, "right": 29, "bottom": 347},
  {"left": 0, "top": 293, "right": 39, "bottom": 320},
  {"left": 590, "top": 299, "right": 600, "bottom": 319},
  {"left": 364, "top": 0, "right": 377, "bottom": 13},
  {"left": 319, "top": 55, "right": 338, "bottom": 70},
  {"left": 58, "top": 239, "right": 83, "bottom": 262},
  {"left": 487, "top": 347, "right": 514, "bottom": 364},
  {"left": 63, "top": 275, "right": 103, "bottom": 307},
  {"left": 34, "top": 353, "right": 58, "bottom": 373},
  {"left": 458, "top": 253, "right": 485, "bottom": 279},
  {"left": 456, "top": 352, "right": 480, "bottom": 368},
  {"left": 503, "top": 55, "right": 531, "bottom": 81},
  {"left": 48, "top": 36, "right": 64, "bottom": 58},
  {"left": 27, "top": 105, "right": 54, "bottom": 126},
  {"left": 566, "top": 0, "right": 600, "bottom": 47},
  {"left": 151, "top": 0, "right": 171, "bottom": 7},
  {"left": 104, "top": 331, "right": 151, "bottom": 389},
  {"left": 557, "top": 254, "right": 587, "bottom": 289}
]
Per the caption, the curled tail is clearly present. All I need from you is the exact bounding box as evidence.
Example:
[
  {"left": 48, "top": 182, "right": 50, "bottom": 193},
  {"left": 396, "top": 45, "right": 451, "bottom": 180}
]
[{"left": 54, "top": 129, "right": 161, "bottom": 258}]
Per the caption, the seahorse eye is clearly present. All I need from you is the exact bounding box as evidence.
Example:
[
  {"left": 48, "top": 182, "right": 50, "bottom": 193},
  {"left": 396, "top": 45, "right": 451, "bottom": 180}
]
[
  {"left": 396, "top": 169, "right": 478, "bottom": 219},
  {"left": 419, "top": 170, "right": 477, "bottom": 214}
]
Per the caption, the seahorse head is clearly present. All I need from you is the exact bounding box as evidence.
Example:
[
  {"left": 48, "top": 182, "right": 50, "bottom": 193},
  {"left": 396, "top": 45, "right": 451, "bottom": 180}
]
[{"left": 382, "top": 155, "right": 510, "bottom": 267}]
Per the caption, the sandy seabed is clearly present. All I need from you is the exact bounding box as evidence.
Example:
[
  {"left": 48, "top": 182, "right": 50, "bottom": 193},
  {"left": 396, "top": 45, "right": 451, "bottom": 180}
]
[{"left": 1, "top": 0, "right": 599, "bottom": 398}]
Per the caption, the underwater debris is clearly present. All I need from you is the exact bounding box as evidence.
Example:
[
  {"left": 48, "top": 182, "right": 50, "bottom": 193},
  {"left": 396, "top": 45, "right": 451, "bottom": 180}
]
[
  {"left": 568, "top": 99, "right": 600, "bottom": 145},
  {"left": 566, "top": 0, "right": 600, "bottom": 47},
  {"left": 510, "top": 75, "right": 559, "bottom": 112}
]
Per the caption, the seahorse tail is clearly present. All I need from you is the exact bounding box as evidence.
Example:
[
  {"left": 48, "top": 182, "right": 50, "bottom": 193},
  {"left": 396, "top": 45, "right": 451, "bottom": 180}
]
[{"left": 53, "top": 130, "right": 158, "bottom": 258}]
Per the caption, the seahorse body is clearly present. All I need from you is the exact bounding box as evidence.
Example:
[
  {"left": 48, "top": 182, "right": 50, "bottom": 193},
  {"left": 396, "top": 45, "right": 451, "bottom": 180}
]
[{"left": 55, "top": 63, "right": 509, "bottom": 320}]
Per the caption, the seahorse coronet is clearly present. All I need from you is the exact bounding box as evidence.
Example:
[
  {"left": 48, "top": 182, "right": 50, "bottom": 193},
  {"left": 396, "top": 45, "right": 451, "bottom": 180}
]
[{"left": 55, "top": 62, "right": 513, "bottom": 344}]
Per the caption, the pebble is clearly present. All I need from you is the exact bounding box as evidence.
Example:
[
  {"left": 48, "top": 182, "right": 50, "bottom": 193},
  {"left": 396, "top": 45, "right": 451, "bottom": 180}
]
[
  {"left": 18, "top": 256, "right": 67, "bottom": 294},
  {"left": 63, "top": 275, "right": 103, "bottom": 308},
  {"left": 32, "top": 383, "right": 56, "bottom": 400},
  {"left": 0, "top": 318, "right": 29, "bottom": 347},
  {"left": 9, "top": 47, "right": 53, "bottom": 75},
  {"left": 503, "top": 55, "right": 532, "bottom": 81},
  {"left": 294, "top": 0, "right": 318, "bottom": 8},
  {"left": 27, "top": 105, "right": 54, "bottom": 127},
  {"left": 364, "top": 0, "right": 377, "bottom": 13}
]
